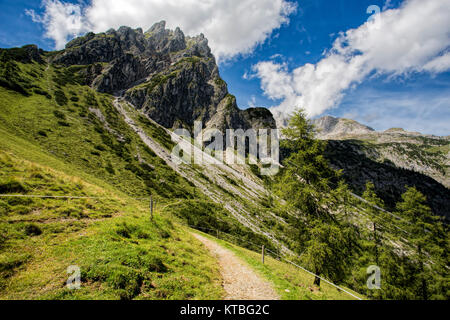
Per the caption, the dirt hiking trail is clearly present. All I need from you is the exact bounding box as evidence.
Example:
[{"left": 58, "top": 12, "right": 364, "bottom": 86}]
[{"left": 192, "top": 233, "right": 280, "bottom": 300}]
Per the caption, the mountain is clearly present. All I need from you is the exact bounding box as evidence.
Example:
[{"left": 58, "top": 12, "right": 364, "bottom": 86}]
[
  {"left": 311, "top": 115, "right": 375, "bottom": 139},
  {"left": 0, "top": 23, "right": 448, "bottom": 300},
  {"left": 303, "top": 115, "right": 450, "bottom": 219},
  {"left": 324, "top": 140, "right": 450, "bottom": 220},
  {"left": 0, "top": 21, "right": 289, "bottom": 246},
  {"left": 51, "top": 21, "right": 275, "bottom": 133},
  {"left": 311, "top": 116, "right": 450, "bottom": 187}
]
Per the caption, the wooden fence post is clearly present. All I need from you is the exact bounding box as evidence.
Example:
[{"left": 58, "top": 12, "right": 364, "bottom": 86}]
[
  {"left": 150, "top": 195, "right": 153, "bottom": 221},
  {"left": 262, "top": 245, "right": 265, "bottom": 264}
]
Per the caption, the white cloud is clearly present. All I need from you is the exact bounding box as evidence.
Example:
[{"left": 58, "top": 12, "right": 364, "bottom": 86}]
[
  {"left": 26, "top": 1, "right": 89, "bottom": 50},
  {"left": 422, "top": 53, "right": 450, "bottom": 73},
  {"left": 269, "top": 53, "right": 283, "bottom": 60},
  {"left": 251, "top": 0, "right": 450, "bottom": 118},
  {"left": 247, "top": 95, "right": 257, "bottom": 108},
  {"left": 27, "top": 0, "right": 297, "bottom": 61}
]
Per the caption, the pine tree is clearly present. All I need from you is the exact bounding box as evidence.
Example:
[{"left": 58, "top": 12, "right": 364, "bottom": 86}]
[
  {"left": 275, "top": 109, "right": 338, "bottom": 220},
  {"left": 362, "top": 181, "right": 387, "bottom": 266},
  {"left": 302, "top": 222, "right": 352, "bottom": 287},
  {"left": 396, "top": 186, "right": 447, "bottom": 300},
  {"left": 276, "top": 109, "right": 354, "bottom": 287}
]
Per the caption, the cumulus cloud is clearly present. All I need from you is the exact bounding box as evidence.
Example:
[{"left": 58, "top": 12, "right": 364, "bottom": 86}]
[
  {"left": 26, "top": 0, "right": 89, "bottom": 50},
  {"left": 251, "top": 0, "right": 450, "bottom": 118},
  {"left": 422, "top": 53, "right": 450, "bottom": 73},
  {"left": 26, "top": 0, "right": 297, "bottom": 61}
]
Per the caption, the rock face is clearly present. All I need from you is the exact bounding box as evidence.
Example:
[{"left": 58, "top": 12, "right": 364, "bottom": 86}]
[
  {"left": 325, "top": 140, "right": 450, "bottom": 221},
  {"left": 312, "top": 116, "right": 375, "bottom": 139},
  {"left": 309, "top": 115, "right": 450, "bottom": 188},
  {"left": 52, "top": 21, "right": 275, "bottom": 132}
]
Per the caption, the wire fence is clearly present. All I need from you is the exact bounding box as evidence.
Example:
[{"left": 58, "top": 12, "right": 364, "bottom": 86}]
[{"left": 0, "top": 194, "right": 150, "bottom": 200}]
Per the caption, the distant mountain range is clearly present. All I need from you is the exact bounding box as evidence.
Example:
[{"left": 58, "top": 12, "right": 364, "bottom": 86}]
[
  {"left": 311, "top": 115, "right": 447, "bottom": 140},
  {"left": 305, "top": 115, "right": 449, "bottom": 218},
  {"left": 311, "top": 116, "right": 449, "bottom": 182}
]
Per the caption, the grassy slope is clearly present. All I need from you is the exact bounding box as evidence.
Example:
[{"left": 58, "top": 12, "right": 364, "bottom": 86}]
[
  {"left": 191, "top": 231, "right": 364, "bottom": 300},
  {"left": 0, "top": 61, "right": 196, "bottom": 200},
  {"left": 0, "top": 60, "right": 227, "bottom": 299},
  {"left": 0, "top": 147, "right": 223, "bottom": 300}
]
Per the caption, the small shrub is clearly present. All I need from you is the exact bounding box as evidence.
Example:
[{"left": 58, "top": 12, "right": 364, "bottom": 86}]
[
  {"left": 105, "top": 162, "right": 115, "bottom": 175},
  {"left": 0, "top": 253, "right": 31, "bottom": 277},
  {"left": 136, "top": 230, "right": 150, "bottom": 239},
  {"left": 57, "top": 121, "right": 70, "bottom": 127},
  {"left": 24, "top": 224, "right": 42, "bottom": 236},
  {"left": 14, "top": 205, "right": 31, "bottom": 215},
  {"left": 106, "top": 267, "right": 143, "bottom": 300},
  {"left": 0, "top": 228, "right": 7, "bottom": 248},
  {"left": 85, "top": 92, "right": 98, "bottom": 107},
  {"left": 54, "top": 90, "right": 68, "bottom": 106},
  {"left": 94, "top": 145, "right": 106, "bottom": 152},
  {"left": 53, "top": 110, "right": 66, "bottom": 120},
  {"left": 0, "top": 178, "right": 28, "bottom": 194},
  {"left": 32, "top": 88, "right": 48, "bottom": 96},
  {"left": 116, "top": 224, "right": 132, "bottom": 238},
  {"left": 37, "top": 130, "right": 48, "bottom": 137},
  {"left": 6, "top": 196, "right": 32, "bottom": 207},
  {"left": 0, "top": 199, "right": 10, "bottom": 213},
  {"left": 157, "top": 229, "right": 171, "bottom": 239},
  {"left": 0, "top": 78, "right": 29, "bottom": 96}
]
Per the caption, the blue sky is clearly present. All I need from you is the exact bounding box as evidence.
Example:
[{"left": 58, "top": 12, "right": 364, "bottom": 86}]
[
  {"left": 1, "top": 0, "right": 449, "bottom": 135},
  {"left": 222, "top": 0, "right": 388, "bottom": 106}
]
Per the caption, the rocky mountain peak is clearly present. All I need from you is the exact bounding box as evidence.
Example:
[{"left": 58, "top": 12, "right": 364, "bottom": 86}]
[
  {"left": 146, "top": 20, "right": 166, "bottom": 34},
  {"left": 51, "top": 22, "right": 275, "bottom": 133},
  {"left": 312, "top": 116, "right": 375, "bottom": 139}
]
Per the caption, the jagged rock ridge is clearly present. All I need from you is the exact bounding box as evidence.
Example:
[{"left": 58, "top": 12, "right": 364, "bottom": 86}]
[{"left": 52, "top": 21, "right": 276, "bottom": 133}]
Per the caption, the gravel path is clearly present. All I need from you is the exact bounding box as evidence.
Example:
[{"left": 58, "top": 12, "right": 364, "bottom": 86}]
[{"left": 192, "top": 233, "right": 280, "bottom": 300}]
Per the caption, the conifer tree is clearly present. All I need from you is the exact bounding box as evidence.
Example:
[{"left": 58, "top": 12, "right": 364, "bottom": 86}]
[
  {"left": 302, "top": 222, "right": 352, "bottom": 287},
  {"left": 396, "top": 186, "right": 447, "bottom": 300},
  {"left": 276, "top": 109, "right": 338, "bottom": 220},
  {"left": 362, "top": 181, "right": 386, "bottom": 265},
  {"left": 276, "top": 109, "right": 354, "bottom": 287}
]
